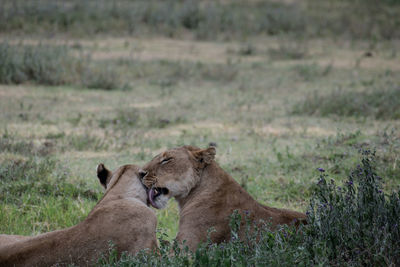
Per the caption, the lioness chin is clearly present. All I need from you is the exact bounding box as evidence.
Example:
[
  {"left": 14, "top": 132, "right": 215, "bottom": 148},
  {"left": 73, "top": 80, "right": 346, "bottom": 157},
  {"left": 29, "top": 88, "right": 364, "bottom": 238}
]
[
  {"left": 141, "top": 145, "right": 307, "bottom": 251},
  {"left": 0, "top": 164, "right": 157, "bottom": 267}
]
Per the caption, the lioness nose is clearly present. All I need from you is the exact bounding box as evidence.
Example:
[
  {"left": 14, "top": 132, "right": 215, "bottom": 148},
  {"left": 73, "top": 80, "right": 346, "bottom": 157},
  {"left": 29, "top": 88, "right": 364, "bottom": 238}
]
[{"left": 138, "top": 170, "right": 148, "bottom": 179}]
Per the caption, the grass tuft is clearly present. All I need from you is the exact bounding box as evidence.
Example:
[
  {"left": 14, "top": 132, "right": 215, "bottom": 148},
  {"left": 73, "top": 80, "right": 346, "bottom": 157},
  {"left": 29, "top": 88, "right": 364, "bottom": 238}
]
[
  {"left": 0, "top": 157, "right": 99, "bottom": 203},
  {"left": 0, "top": 156, "right": 101, "bottom": 234},
  {"left": 81, "top": 65, "right": 129, "bottom": 91},
  {"left": 0, "top": 131, "right": 53, "bottom": 156},
  {"left": 268, "top": 38, "right": 309, "bottom": 60},
  {"left": 292, "top": 87, "right": 400, "bottom": 120},
  {"left": 0, "top": 42, "right": 125, "bottom": 90},
  {"left": 2, "top": 0, "right": 398, "bottom": 40},
  {"left": 0, "top": 43, "right": 74, "bottom": 85}
]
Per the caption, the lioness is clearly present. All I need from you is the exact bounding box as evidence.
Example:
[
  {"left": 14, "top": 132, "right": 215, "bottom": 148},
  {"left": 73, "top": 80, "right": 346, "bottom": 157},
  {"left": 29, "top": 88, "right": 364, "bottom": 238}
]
[
  {"left": 0, "top": 164, "right": 157, "bottom": 266},
  {"left": 141, "top": 145, "right": 306, "bottom": 251}
]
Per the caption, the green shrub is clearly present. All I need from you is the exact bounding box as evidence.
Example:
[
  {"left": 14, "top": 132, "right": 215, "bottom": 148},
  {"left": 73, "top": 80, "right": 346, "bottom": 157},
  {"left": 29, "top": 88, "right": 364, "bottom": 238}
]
[
  {"left": 0, "top": 1, "right": 306, "bottom": 40},
  {"left": 1, "top": 0, "right": 399, "bottom": 40},
  {"left": 0, "top": 43, "right": 74, "bottom": 85},
  {"left": 0, "top": 42, "right": 125, "bottom": 90},
  {"left": 305, "top": 150, "right": 400, "bottom": 266},
  {"left": 98, "top": 151, "right": 400, "bottom": 266},
  {"left": 65, "top": 134, "right": 107, "bottom": 151},
  {"left": 292, "top": 87, "right": 400, "bottom": 120},
  {"left": 306, "top": 0, "right": 400, "bottom": 40},
  {"left": 98, "top": 108, "right": 140, "bottom": 129},
  {"left": 81, "top": 66, "right": 129, "bottom": 90}
]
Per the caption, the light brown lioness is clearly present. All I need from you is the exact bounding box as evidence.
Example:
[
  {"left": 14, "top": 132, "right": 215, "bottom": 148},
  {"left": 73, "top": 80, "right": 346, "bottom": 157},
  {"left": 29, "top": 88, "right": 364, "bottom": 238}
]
[
  {"left": 141, "top": 145, "right": 306, "bottom": 251},
  {"left": 0, "top": 164, "right": 157, "bottom": 266}
]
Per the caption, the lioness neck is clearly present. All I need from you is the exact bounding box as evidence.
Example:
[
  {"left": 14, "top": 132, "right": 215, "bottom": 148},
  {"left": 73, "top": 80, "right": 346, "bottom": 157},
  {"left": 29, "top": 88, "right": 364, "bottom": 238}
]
[
  {"left": 101, "top": 169, "right": 147, "bottom": 205},
  {"left": 176, "top": 163, "right": 244, "bottom": 211}
]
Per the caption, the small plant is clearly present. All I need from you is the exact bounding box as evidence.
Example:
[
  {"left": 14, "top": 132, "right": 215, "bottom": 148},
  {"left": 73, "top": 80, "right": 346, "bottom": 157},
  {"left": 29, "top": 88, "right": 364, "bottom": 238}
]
[
  {"left": 0, "top": 132, "right": 53, "bottom": 156},
  {"left": 1, "top": 0, "right": 399, "bottom": 40},
  {"left": 292, "top": 86, "right": 400, "bottom": 120},
  {"left": 238, "top": 43, "right": 256, "bottom": 56},
  {"left": 200, "top": 62, "right": 238, "bottom": 83},
  {"left": 65, "top": 134, "right": 107, "bottom": 151},
  {"left": 0, "top": 42, "right": 127, "bottom": 90},
  {"left": 292, "top": 62, "right": 332, "bottom": 81},
  {"left": 268, "top": 37, "right": 309, "bottom": 60},
  {"left": 0, "top": 43, "right": 75, "bottom": 85},
  {"left": 306, "top": 150, "right": 400, "bottom": 266},
  {"left": 98, "top": 108, "right": 140, "bottom": 129},
  {"left": 81, "top": 65, "right": 128, "bottom": 90}
]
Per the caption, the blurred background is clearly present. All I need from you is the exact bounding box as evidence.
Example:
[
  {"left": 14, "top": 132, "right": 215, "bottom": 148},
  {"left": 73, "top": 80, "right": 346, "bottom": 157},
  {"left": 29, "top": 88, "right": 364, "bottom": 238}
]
[{"left": 0, "top": 0, "right": 399, "bottom": 240}]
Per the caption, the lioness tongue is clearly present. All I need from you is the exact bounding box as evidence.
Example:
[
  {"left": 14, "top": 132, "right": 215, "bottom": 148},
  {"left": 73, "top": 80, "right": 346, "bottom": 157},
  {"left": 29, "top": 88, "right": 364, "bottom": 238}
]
[{"left": 148, "top": 188, "right": 158, "bottom": 208}]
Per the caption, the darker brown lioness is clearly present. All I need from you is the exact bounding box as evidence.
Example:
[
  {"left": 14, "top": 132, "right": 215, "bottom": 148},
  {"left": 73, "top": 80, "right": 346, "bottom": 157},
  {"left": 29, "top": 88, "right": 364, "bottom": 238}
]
[
  {"left": 141, "top": 145, "right": 306, "bottom": 251},
  {"left": 0, "top": 164, "right": 157, "bottom": 266}
]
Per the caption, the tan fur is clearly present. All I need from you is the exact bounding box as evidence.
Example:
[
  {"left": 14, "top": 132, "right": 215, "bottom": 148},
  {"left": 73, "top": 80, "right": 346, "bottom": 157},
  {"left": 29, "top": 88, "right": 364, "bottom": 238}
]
[
  {"left": 0, "top": 235, "right": 29, "bottom": 248},
  {"left": 0, "top": 164, "right": 157, "bottom": 266},
  {"left": 142, "top": 145, "right": 306, "bottom": 251}
]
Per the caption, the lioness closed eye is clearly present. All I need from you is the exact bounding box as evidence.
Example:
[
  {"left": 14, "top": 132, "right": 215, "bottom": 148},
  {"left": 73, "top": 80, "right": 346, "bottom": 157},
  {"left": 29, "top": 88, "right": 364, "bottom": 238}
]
[{"left": 141, "top": 145, "right": 306, "bottom": 251}]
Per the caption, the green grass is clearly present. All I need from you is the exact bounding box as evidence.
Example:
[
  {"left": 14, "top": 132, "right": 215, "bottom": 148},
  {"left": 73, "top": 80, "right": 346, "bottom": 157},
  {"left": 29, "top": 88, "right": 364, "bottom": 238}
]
[
  {"left": 1, "top": 0, "right": 399, "bottom": 40},
  {"left": 0, "top": 0, "right": 306, "bottom": 39},
  {"left": 0, "top": 1, "right": 399, "bottom": 264},
  {"left": 0, "top": 43, "right": 74, "bottom": 85},
  {"left": 0, "top": 156, "right": 101, "bottom": 235},
  {"left": 292, "top": 86, "right": 400, "bottom": 119},
  {"left": 1, "top": 40, "right": 399, "bottom": 238},
  {"left": 0, "top": 42, "right": 126, "bottom": 90}
]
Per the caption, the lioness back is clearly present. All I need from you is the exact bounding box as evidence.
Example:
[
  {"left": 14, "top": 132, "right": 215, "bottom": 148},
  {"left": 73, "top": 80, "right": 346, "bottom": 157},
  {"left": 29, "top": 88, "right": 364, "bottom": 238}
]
[{"left": 0, "top": 164, "right": 157, "bottom": 266}]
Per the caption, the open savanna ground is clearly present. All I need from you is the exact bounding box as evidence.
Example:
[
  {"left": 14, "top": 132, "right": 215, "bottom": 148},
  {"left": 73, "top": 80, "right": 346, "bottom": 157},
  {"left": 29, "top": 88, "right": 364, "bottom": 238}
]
[
  {"left": 2, "top": 34, "right": 399, "bottom": 237},
  {"left": 0, "top": 0, "right": 399, "bottom": 265}
]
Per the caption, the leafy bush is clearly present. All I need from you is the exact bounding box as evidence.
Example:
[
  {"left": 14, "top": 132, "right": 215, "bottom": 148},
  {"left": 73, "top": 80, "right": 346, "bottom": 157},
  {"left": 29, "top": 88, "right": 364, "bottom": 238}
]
[
  {"left": 98, "top": 151, "right": 400, "bottom": 266},
  {"left": 3, "top": 0, "right": 397, "bottom": 40},
  {"left": 306, "top": 0, "right": 400, "bottom": 40},
  {"left": 81, "top": 65, "right": 129, "bottom": 90},
  {"left": 292, "top": 87, "right": 400, "bottom": 120},
  {"left": 0, "top": 0, "right": 306, "bottom": 40},
  {"left": 305, "top": 150, "right": 400, "bottom": 266},
  {"left": 0, "top": 42, "right": 124, "bottom": 90},
  {"left": 0, "top": 43, "right": 74, "bottom": 85}
]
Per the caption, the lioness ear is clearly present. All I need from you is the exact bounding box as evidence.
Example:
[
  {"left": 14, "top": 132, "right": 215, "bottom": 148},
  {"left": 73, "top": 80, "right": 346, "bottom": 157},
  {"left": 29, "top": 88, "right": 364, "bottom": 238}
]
[
  {"left": 97, "top": 163, "right": 112, "bottom": 189},
  {"left": 192, "top": 146, "right": 216, "bottom": 165}
]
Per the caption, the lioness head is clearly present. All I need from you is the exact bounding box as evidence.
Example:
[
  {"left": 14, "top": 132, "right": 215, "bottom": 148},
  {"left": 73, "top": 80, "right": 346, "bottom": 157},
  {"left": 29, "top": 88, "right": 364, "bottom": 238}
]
[
  {"left": 141, "top": 145, "right": 216, "bottom": 209},
  {"left": 97, "top": 163, "right": 149, "bottom": 204}
]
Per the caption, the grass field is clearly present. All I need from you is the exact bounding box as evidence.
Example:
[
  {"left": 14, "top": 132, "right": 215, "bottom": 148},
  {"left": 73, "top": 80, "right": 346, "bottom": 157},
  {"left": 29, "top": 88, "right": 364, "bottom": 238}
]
[{"left": 0, "top": 0, "right": 399, "bottom": 264}]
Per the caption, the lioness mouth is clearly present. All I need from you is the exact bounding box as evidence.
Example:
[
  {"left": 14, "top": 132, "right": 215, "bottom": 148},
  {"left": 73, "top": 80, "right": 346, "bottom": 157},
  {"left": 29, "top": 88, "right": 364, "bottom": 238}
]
[{"left": 148, "top": 187, "right": 169, "bottom": 208}]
